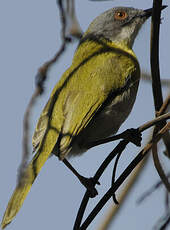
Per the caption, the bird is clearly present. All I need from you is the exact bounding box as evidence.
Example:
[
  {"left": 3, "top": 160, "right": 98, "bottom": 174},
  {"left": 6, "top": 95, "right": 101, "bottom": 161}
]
[{"left": 1, "top": 5, "right": 165, "bottom": 229}]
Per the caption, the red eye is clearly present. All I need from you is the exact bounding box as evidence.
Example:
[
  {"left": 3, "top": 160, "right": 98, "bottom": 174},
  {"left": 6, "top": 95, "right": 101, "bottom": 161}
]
[{"left": 114, "top": 11, "right": 127, "bottom": 20}]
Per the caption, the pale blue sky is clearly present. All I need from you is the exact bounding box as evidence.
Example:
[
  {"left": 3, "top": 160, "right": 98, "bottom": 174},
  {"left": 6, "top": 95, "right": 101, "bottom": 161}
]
[{"left": 0, "top": 0, "right": 169, "bottom": 229}]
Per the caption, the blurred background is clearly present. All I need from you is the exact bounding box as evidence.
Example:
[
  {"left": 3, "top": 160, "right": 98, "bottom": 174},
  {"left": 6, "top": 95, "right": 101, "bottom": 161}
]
[{"left": 0, "top": 0, "right": 169, "bottom": 229}]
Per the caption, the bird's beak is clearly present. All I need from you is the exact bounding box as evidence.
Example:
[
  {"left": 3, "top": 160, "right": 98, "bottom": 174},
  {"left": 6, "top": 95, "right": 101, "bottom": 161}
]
[{"left": 142, "top": 5, "right": 167, "bottom": 18}]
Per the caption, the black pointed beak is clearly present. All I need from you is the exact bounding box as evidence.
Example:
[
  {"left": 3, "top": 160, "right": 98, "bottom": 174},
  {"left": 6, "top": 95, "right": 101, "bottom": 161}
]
[{"left": 142, "top": 5, "right": 167, "bottom": 18}]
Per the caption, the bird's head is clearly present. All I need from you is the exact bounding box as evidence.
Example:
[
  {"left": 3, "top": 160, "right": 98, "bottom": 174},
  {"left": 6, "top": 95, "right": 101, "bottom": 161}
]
[{"left": 85, "top": 6, "right": 166, "bottom": 48}]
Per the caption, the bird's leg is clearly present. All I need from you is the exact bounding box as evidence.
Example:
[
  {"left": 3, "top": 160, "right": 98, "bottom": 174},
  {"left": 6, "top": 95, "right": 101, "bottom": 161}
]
[
  {"left": 63, "top": 158, "right": 99, "bottom": 198},
  {"left": 87, "top": 128, "right": 142, "bottom": 149}
]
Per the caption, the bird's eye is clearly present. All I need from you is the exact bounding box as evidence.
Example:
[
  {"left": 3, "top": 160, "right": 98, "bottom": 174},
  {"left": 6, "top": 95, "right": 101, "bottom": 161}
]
[{"left": 114, "top": 11, "right": 128, "bottom": 20}]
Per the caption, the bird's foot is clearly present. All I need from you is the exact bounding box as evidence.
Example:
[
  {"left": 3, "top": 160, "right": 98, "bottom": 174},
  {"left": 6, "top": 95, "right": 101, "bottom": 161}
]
[
  {"left": 79, "top": 176, "right": 100, "bottom": 198},
  {"left": 121, "top": 128, "right": 142, "bottom": 146}
]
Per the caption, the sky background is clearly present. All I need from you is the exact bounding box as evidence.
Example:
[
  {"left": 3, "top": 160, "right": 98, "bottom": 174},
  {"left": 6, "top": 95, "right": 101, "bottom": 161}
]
[{"left": 0, "top": 0, "right": 170, "bottom": 230}]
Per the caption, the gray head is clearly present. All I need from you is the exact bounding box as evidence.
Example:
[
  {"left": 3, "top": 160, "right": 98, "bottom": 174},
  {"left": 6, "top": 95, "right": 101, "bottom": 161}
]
[{"left": 85, "top": 6, "right": 165, "bottom": 48}]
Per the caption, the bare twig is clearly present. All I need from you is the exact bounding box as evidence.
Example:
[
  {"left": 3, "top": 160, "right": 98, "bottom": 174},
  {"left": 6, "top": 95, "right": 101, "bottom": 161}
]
[
  {"left": 150, "top": 1, "right": 170, "bottom": 199},
  {"left": 17, "top": 89, "right": 41, "bottom": 184},
  {"left": 66, "top": 0, "right": 83, "bottom": 38},
  {"left": 111, "top": 150, "right": 122, "bottom": 204},
  {"left": 165, "top": 190, "right": 170, "bottom": 211},
  {"left": 157, "top": 94, "right": 170, "bottom": 117},
  {"left": 74, "top": 140, "right": 129, "bottom": 230},
  {"left": 150, "top": 0, "right": 170, "bottom": 155},
  {"left": 157, "top": 94, "right": 170, "bottom": 159},
  {"left": 150, "top": 0, "right": 164, "bottom": 111},
  {"left": 74, "top": 113, "right": 170, "bottom": 229},
  {"left": 98, "top": 98, "right": 170, "bottom": 230},
  {"left": 110, "top": 113, "right": 170, "bottom": 204},
  {"left": 159, "top": 214, "right": 170, "bottom": 230},
  {"left": 139, "top": 113, "right": 170, "bottom": 132},
  {"left": 79, "top": 123, "right": 169, "bottom": 230},
  {"left": 153, "top": 212, "right": 170, "bottom": 230},
  {"left": 98, "top": 149, "right": 150, "bottom": 230},
  {"left": 17, "top": 0, "right": 73, "bottom": 184},
  {"left": 137, "top": 172, "right": 170, "bottom": 204},
  {"left": 152, "top": 142, "right": 170, "bottom": 192},
  {"left": 36, "top": 0, "right": 69, "bottom": 94},
  {"left": 141, "top": 72, "right": 170, "bottom": 88}
]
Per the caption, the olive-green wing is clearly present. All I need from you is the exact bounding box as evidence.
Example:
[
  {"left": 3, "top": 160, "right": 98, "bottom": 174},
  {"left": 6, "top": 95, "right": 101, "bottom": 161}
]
[
  {"left": 58, "top": 89, "right": 105, "bottom": 159},
  {"left": 32, "top": 97, "right": 52, "bottom": 151}
]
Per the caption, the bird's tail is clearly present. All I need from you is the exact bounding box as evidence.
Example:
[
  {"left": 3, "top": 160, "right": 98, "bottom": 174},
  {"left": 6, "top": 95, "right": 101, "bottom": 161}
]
[{"left": 1, "top": 130, "right": 59, "bottom": 229}]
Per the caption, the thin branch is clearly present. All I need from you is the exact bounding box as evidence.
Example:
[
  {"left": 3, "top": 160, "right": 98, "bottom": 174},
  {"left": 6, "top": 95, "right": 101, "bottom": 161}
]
[
  {"left": 74, "top": 112, "right": 170, "bottom": 229},
  {"left": 141, "top": 72, "right": 170, "bottom": 88},
  {"left": 159, "top": 214, "right": 170, "bottom": 230},
  {"left": 17, "top": 0, "right": 72, "bottom": 184},
  {"left": 150, "top": 1, "right": 170, "bottom": 197},
  {"left": 165, "top": 190, "right": 169, "bottom": 211},
  {"left": 150, "top": 0, "right": 164, "bottom": 112},
  {"left": 36, "top": 0, "right": 69, "bottom": 94},
  {"left": 98, "top": 153, "right": 150, "bottom": 230},
  {"left": 17, "top": 89, "right": 40, "bottom": 184},
  {"left": 156, "top": 94, "right": 170, "bottom": 159},
  {"left": 137, "top": 172, "right": 170, "bottom": 204},
  {"left": 111, "top": 150, "right": 122, "bottom": 204},
  {"left": 150, "top": 0, "right": 170, "bottom": 157},
  {"left": 110, "top": 115, "right": 170, "bottom": 203},
  {"left": 154, "top": 212, "right": 170, "bottom": 230},
  {"left": 139, "top": 113, "right": 170, "bottom": 132},
  {"left": 152, "top": 142, "right": 170, "bottom": 192},
  {"left": 80, "top": 123, "right": 169, "bottom": 230},
  {"left": 98, "top": 98, "right": 170, "bottom": 229},
  {"left": 66, "top": 0, "right": 83, "bottom": 39},
  {"left": 157, "top": 94, "right": 170, "bottom": 117},
  {"left": 73, "top": 140, "right": 129, "bottom": 230}
]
